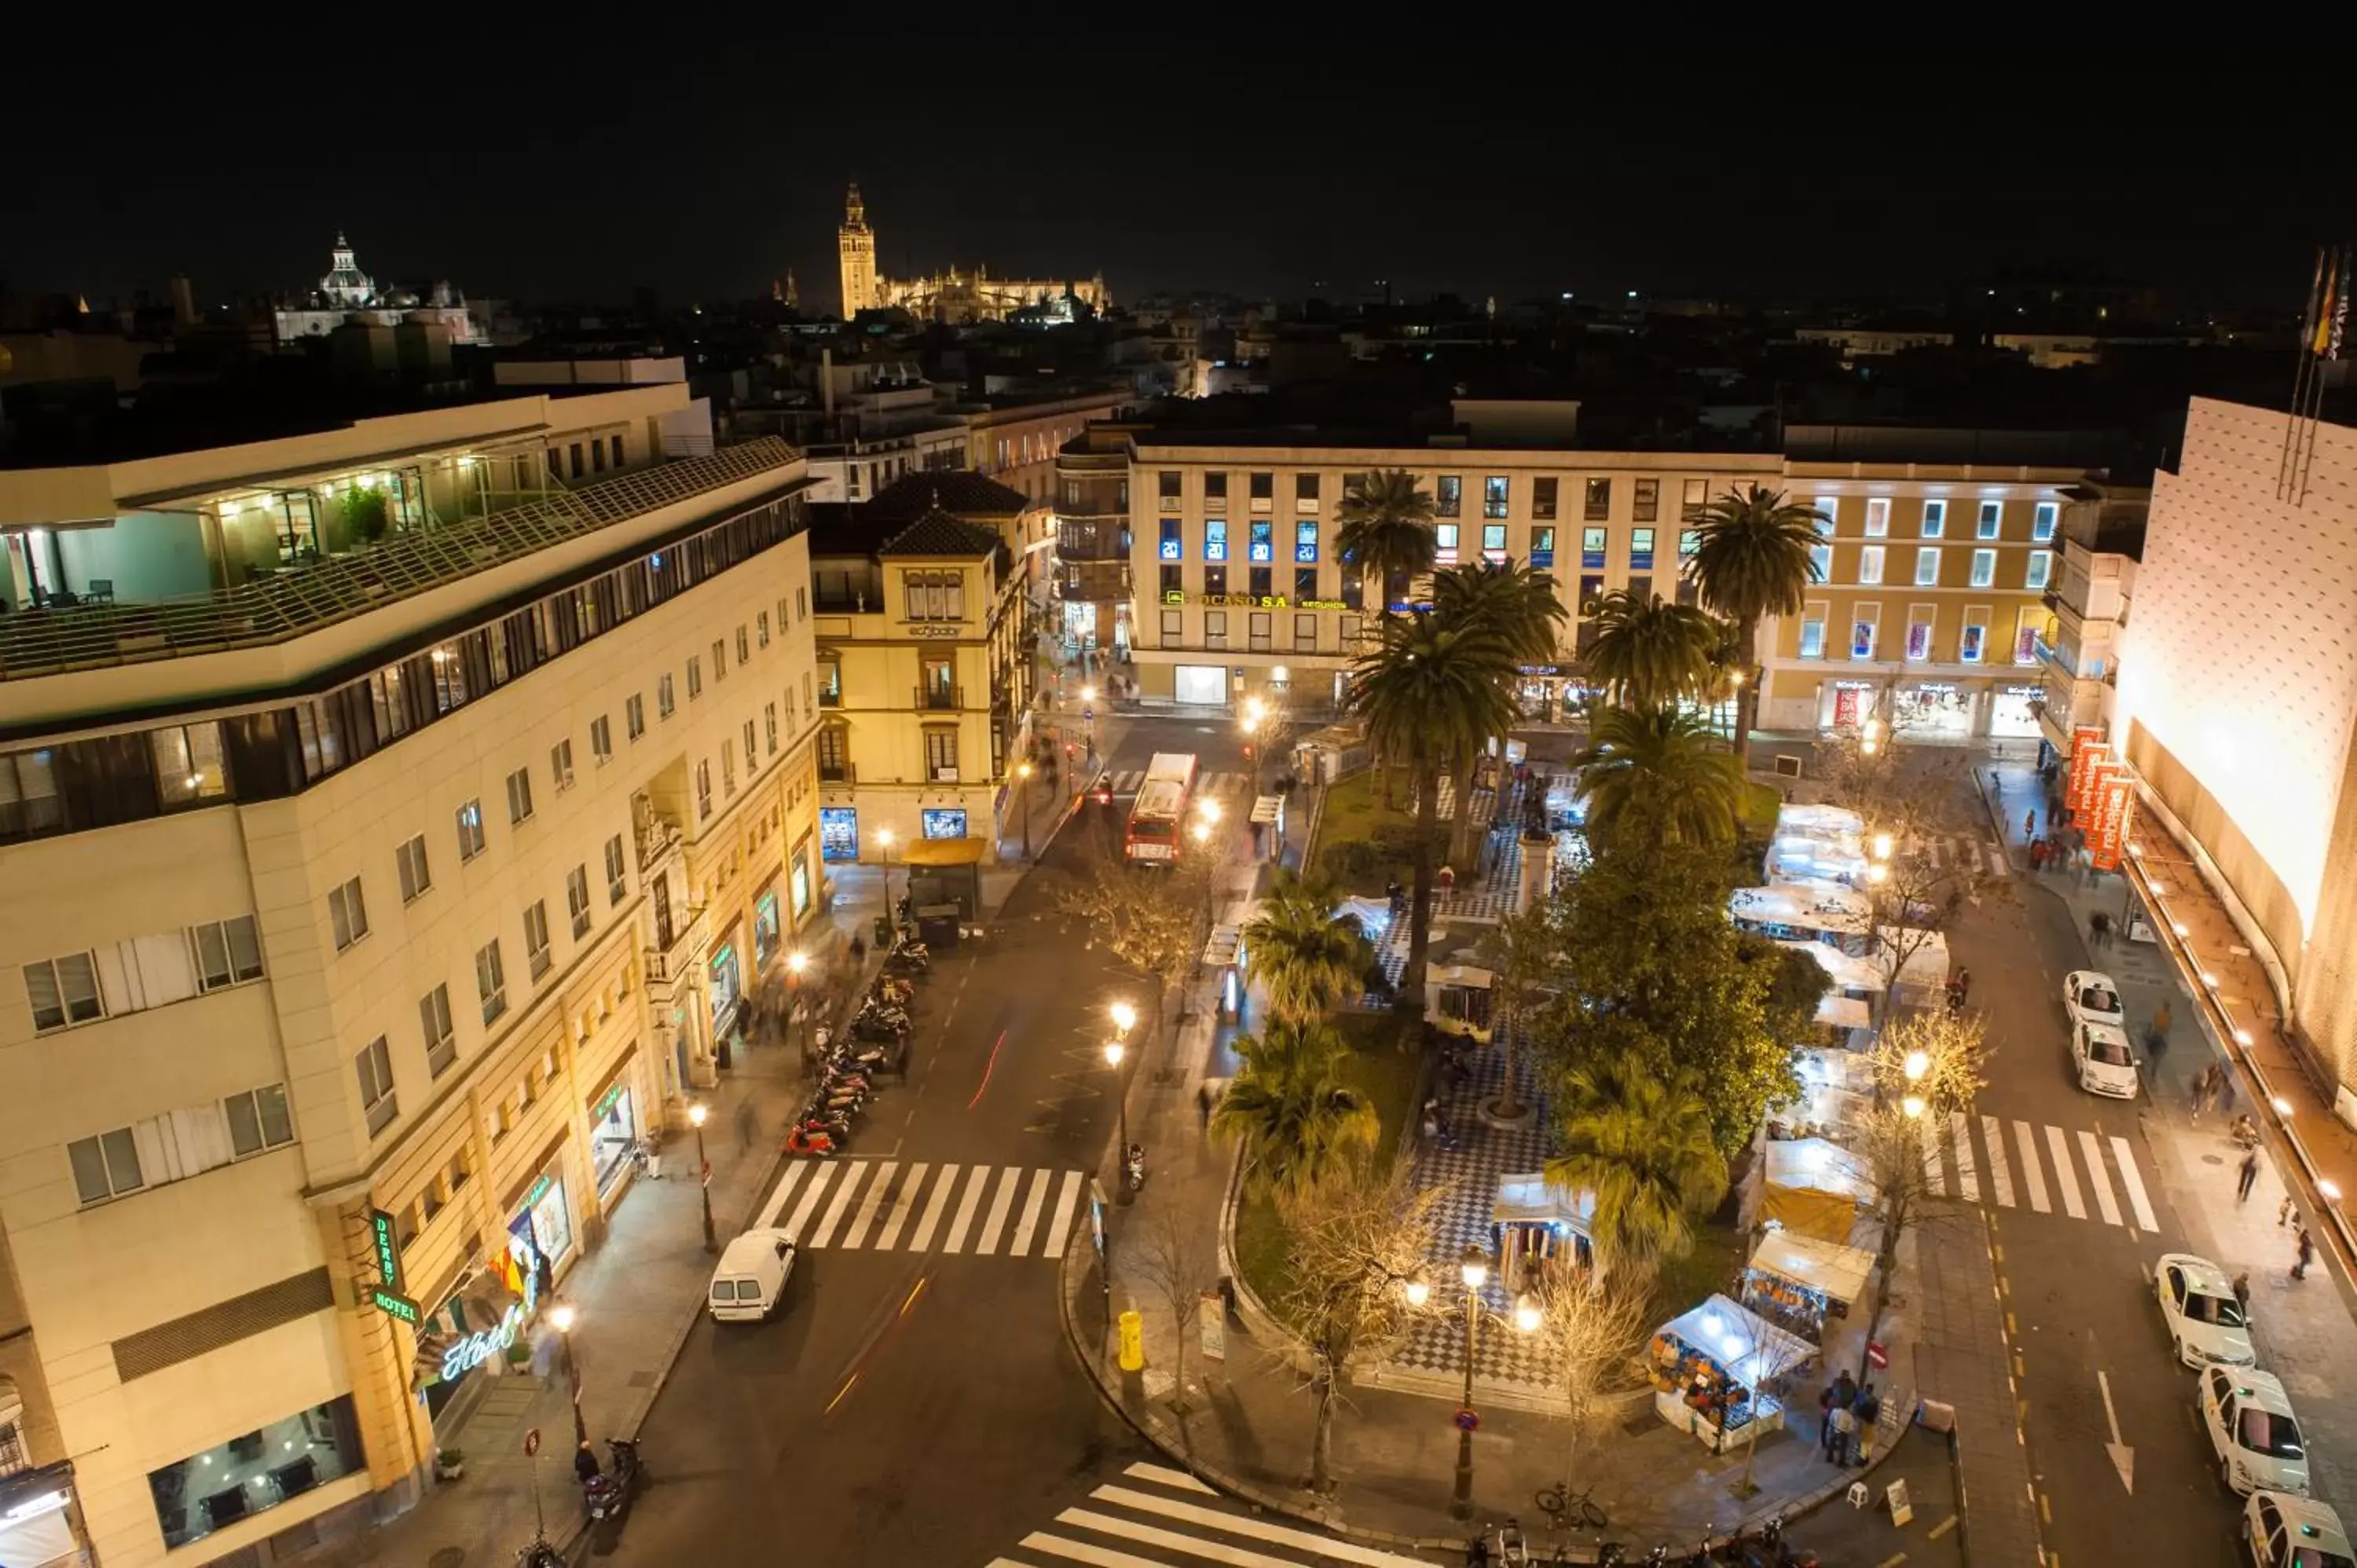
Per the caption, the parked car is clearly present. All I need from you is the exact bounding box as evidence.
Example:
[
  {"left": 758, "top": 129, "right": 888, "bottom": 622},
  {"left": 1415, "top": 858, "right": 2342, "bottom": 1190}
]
[
  {"left": 2201, "top": 1365, "right": 2311, "bottom": 1496},
  {"left": 2156, "top": 1252, "right": 2255, "bottom": 1369},
  {"left": 2243, "top": 1489, "right": 2352, "bottom": 1568},
  {"left": 2064, "top": 969, "right": 2126, "bottom": 1030},
  {"left": 2072, "top": 1019, "right": 2142, "bottom": 1099}
]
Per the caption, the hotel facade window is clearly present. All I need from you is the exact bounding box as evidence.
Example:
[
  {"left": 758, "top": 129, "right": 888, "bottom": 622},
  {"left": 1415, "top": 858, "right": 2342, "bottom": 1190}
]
[
  {"left": 1533, "top": 477, "right": 1559, "bottom": 519},
  {"left": 1809, "top": 518, "right": 1833, "bottom": 581},
  {"left": 1483, "top": 476, "right": 1509, "bottom": 518},
  {"left": 1858, "top": 544, "right": 1884, "bottom": 584},
  {"left": 1633, "top": 478, "right": 1659, "bottom": 522},
  {"left": 1204, "top": 519, "right": 1227, "bottom": 562},
  {"left": 1630, "top": 528, "right": 1655, "bottom": 571},
  {"left": 1584, "top": 478, "right": 1611, "bottom": 520},
  {"left": 1921, "top": 500, "right": 1946, "bottom": 537},
  {"left": 2026, "top": 551, "right": 2053, "bottom": 591},
  {"left": 1581, "top": 527, "right": 1607, "bottom": 570},
  {"left": 1977, "top": 500, "right": 2003, "bottom": 539},
  {"left": 1530, "top": 526, "right": 1556, "bottom": 567},
  {"left": 1849, "top": 604, "right": 1880, "bottom": 661},
  {"left": 1864, "top": 497, "right": 1890, "bottom": 537},
  {"left": 2033, "top": 500, "right": 2059, "bottom": 542},
  {"left": 1436, "top": 475, "right": 1462, "bottom": 517},
  {"left": 1798, "top": 605, "right": 1827, "bottom": 658},
  {"left": 1915, "top": 546, "right": 1941, "bottom": 586},
  {"left": 1970, "top": 548, "right": 1996, "bottom": 588}
]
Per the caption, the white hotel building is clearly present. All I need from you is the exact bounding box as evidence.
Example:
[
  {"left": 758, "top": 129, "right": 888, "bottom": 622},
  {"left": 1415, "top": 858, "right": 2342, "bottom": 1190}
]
[{"left": 0, "top": 386, "right": 822, "bottom": 1566}]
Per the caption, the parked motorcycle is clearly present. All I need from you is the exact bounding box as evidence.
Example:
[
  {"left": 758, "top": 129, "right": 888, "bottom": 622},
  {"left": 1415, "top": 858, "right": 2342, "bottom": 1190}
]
[
  {"left": 1123, "top": 1143, "right": 1147, "bottom": 1194},
  {"left": 785, "top": 1124, "right": 838, "bottom": 1156}
]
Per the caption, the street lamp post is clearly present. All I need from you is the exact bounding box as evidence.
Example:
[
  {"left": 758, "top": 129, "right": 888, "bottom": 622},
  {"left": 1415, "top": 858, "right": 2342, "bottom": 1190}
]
[
  {"left": 786, "top": 951, "right": 811, "bottom": 1069},
  {"left": 1451, "top": 1245, "right": 1488, "bottom": 1520},
  {"left": 1241, "top": 694, "right": 1266, "bottom": 800},
  {"left": 1017, "top": 760, "right": 1036, "bottom": 859},
  {"left": 688, "top": 1103, "right": 717, "bottom": 1252},
  {"left": 1107, "top": 1001, "right": 1137, "bottom": 1203},
  {"left": 549, "top": 1302, "right": 585, "bottom": 1445},
  {"left": 875, "top": 827, "right": 897, "bottom": 936}
]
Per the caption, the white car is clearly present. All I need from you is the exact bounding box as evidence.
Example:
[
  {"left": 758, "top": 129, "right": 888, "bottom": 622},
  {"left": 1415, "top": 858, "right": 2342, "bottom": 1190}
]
[
  {"left": 2156, "top": 1252, "right": 2255, "bottom": 1368},
  {"left": 2244, "top": 1489, "right": 2353, "bottom": 1568},
  {"left": 2072, "top": 1020, "right": 2141, "bottom": 1099},
  {"left": 2065, "top": 970, "right": 2126, "bottom": 1030},
  {"left": 2202, "top": 1365, "right": 2311, "bottom": 1496}
]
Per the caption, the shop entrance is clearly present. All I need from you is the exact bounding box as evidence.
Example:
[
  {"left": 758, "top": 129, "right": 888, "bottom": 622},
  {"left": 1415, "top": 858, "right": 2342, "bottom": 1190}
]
[
  {"left": 819, "top": 806, "right": 860, "bottom": 863},
  {"left": 1892, "top": 683, "right": 1974, "bottom": 737},
  {"left": 1174, "top": 665, "right": 1228, "bottom": 705},
  {"left": 591, "top": 1083, "right": 638, "bottom": 1195},
  {"left": 1990, "top": 683, "right": 2043, "bottom": 739}
]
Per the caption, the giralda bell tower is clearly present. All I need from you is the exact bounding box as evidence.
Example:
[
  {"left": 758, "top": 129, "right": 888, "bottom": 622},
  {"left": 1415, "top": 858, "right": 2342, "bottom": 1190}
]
[{"left": 838, "top": 182, "right": 878, "bottom": 317}]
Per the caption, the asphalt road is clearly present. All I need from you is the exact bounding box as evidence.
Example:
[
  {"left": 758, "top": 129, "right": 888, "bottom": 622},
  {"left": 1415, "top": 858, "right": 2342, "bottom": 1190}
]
[
  {"left": 608, "top": 715, "right": 1255, "bottom": 1566},
  {"left": 1948, "top": 829, "right": 2251, "bottom": 1566}
]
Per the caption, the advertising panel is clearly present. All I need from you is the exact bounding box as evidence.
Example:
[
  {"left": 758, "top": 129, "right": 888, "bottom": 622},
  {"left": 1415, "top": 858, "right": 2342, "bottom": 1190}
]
[{"left": 2091, "top": 772, "right": 2135, "bottom": 872}]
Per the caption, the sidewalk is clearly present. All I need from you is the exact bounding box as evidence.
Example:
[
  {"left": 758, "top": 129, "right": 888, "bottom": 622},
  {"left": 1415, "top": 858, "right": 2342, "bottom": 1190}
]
[
  {"left": 1981, "top": 758, "right": 2357, "bottom": 1507},
  {"left": 349, "top": 893, "right": 889, "bottom": 1566}
]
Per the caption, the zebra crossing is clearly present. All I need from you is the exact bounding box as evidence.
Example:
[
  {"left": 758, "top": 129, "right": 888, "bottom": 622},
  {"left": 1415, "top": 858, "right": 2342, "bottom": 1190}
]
[
  {"left": 1916, "top": 1111, "right": 2161, "bottom": 1230},
  {"left": 1917, "top": 831, "right": 2011, "bottom": 881},
  {"left": 1101, "top": 769, "right": 1255, "bottom": 800},
  {"left": 992, "top": 1460, "right": 1440, "bottom": 1568},
  {"left": 753, "top": 1158, "right": 1084, "bottom": 1258}
]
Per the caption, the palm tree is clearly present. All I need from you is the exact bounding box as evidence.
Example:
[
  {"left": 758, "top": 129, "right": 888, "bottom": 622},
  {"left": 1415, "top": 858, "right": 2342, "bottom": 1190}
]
[
  {"left": 1571, "top": 704, "right": 1745, "bottom": 857},
  {"left": 1349, "top": 614, "right": 1520, "bottom": 1008},
  {"left": 1579, "top": 588, "right": 1722, "bottom": 713},
  {"left": 1211, "top": 1020, "right": 1381, "bottom": 1194},
  {"left": 1473, "top": 902, "right": 1560, "bottom": 1121},
  {"left": 1430, "top": 560, "right": 1567, "bottom": 866},
  {"left": 1335, "top": 469, "right": 1439, "bottom": 620},
  {"left": 1684, "top": 485, "right": 1827, "bottom": 768},
  {"left": 1243, "top": 870, "right": 1376, "bottom": 1027},
  {"left": 1544, "top": 1050, "right": 1728, "bottom": 1266}
]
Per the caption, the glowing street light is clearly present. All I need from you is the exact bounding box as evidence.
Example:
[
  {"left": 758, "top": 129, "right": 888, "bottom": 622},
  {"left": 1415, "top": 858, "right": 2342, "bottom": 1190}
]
[
  {"left": 1196, "top": 797, "right": 1222, "bottom": 826},
  {"left": 688, "top": 1102, "right": 717, "bottom": 1253},
  {"left": 1903, "top": 1050, "right": 1930, "bottom": 1083},
  {"left": 1512, "top": 1295, "right": 1545, "bottom": 1335},
  {"left": 1867, "top": 862, "right": 1889, "bottom": 885},
  {"left": 2273, "top": 1097, "right": 2294, "bottom": 1118},
  {"left": 1106, "top": 1002, "right": 1138, "bottom": 1201},
  {"left": 1871, "top": 832, "right": 1894, "bottom": 862},
  {"left": 1451, "top": 1244, "right": 1494, "bottom": 1519},
  {"left": 1016, "top": 759, "right": 1036, "bottom": 858},
  {"left": 1902, "top": 1094, "right": 1928, "bottom": 1120},
  {"left": 549, "top": 1302, "right": 585, "bottom": 1443}
]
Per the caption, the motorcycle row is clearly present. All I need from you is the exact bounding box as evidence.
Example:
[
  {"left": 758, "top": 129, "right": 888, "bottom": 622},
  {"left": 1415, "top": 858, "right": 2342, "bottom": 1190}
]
[
  {"left": 1470, "top": 1514, "right": 1816, "bottom": 1568},
  {"left": 784, "top": 941, "right": 930, "bottom": 1158}
]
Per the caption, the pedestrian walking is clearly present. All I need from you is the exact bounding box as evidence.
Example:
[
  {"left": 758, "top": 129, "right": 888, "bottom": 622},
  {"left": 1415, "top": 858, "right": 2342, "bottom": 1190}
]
[
  {"left": 1818, "top": 1384, "right": 1838, "bottom": 1457},
  {"left": 2153, "top": 1000, "right": 2173, "bottom": 1038},
  {"left": 1852, "top": 1383, "right": 1881, "bottom": 1465},
  {"left": 2293, "top": 1225, "right": 2316, "bottom": 1280},
  {"left": 1829, "top": 1402, "right": 1857, "bottom": 1466},
  {"left": 2238, "top": 1149, "right": 2261, "bottom": 1202},
  {"left": 735, "top": 1097, "right": 758, "bottom": 1152},
  {"left": 1196, "top": 1082, "right": 1214, "bottom": 1131},
  {"left": 2025, "top": 808, "right": 2037, "bottom": 840},
  {"left": 2232, "top": 1271, "right": 2252, "bottom": 1317},
  {"left": 2090, "top": 910, "right": 2112, "bottom": 947},
  {"left": 2281, "top": 1192, "right": 2298, "bottom": 1228}
]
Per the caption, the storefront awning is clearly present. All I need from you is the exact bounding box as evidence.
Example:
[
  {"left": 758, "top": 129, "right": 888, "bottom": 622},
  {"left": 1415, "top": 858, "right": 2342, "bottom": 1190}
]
[
  {"left": 1659, "top": 1293, "right": 1817, "bottom": 1387},
  {"left": 0, "top": 1463, "right": 79, "bottom": 1568},
  {"left": 1494, "top": 1171, "right": 1594, "bottom": 1234},
  {"left": 1816, "top": 995, "right": 1873, "bottom": 1031},
  {"left": 903, "top": 837, "right": 986, "bottom": 867},
  {"left": 1749, "top": 1230, "right": 1874, "bottom": 1308}
]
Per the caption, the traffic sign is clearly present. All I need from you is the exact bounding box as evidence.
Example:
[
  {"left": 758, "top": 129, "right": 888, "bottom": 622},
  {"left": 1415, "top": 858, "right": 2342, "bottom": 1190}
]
[
  {"left": 522, "top": 1427, "right": 541, "bottom": 1457},
  {"left": 1866, "top": 1340, "right": 1890, "bottom": 1369},
  {"left": 1454, "top": 1408, "right": 1480, "bottom": 1433}
]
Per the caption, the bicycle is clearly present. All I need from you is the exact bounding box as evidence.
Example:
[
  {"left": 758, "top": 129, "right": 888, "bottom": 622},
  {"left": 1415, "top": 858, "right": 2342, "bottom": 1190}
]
[{"left": 1534, "top": 1481, "right": 1608, "bottom": 1531}]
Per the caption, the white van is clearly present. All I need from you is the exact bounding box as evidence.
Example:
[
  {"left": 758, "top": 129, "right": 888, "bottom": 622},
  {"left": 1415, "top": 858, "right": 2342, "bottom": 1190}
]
[{"left": 707, "top": 1229, "right": 797, "bottom": 1322}]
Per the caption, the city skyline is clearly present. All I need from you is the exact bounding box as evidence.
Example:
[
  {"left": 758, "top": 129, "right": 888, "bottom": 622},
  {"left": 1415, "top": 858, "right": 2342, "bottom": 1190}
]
[{"left": 9, "top": 45, "right": 2353, "bottom": 312}]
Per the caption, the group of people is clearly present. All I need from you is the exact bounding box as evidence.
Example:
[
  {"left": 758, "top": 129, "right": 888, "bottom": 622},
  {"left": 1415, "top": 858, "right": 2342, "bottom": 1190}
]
[{"left": 1817, "top": 1370, "right": 1882, "bottom": 1467}]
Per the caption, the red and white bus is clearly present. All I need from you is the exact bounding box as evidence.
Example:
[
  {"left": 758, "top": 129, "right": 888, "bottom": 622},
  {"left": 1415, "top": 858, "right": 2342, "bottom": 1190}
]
[{"left": 1125, "top": 752, "right": 1199, "bottom": 863}]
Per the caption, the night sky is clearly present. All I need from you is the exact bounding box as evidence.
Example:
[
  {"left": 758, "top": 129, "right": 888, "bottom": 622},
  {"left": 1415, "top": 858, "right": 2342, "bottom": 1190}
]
[{"left": 11, "top": 42, "right": 2351, "bottom": 313}]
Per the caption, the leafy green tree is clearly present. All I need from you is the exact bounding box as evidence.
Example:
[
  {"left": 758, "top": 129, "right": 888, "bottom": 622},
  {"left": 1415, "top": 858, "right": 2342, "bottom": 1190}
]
[
  {"left": 1212, "top": 1020, "right": 1382, "bottom": 1195},
  {"left": 1243, "top": 869, "right": 1375, "bottom": 1027},
  {"left": 1430, "top": 560, "right": 1567, "bottom": 866},
  {"left": 1529, "top": 840, "right": 1801, "bottom": 1155},
  {"left": 1349, "top": 613, "right": 1519, "bottom": 1006},
  {"left": 1544, "top": 1050, "right": 1728, "bottom": 1265},
  {"left": 1684, "top": 485, "right": 1827, "bottom": 768},
  {"left": 1335, "top": 468, "right": 1439, "bottom": 619},
  {"left": 1579, "top": 588, "right": 1721, "bottom": 712},
  {"left": 1473, "top": 900, "right": 1563, "bottom": 1120},
  {"left": 1571, "top": 705, "right": 1745, "bottom": 856}
]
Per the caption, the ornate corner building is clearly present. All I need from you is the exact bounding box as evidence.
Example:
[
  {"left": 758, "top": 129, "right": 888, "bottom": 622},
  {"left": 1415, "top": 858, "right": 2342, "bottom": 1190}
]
[{"left": 836, "top": 184, "right": 1108, "bottom": 324}]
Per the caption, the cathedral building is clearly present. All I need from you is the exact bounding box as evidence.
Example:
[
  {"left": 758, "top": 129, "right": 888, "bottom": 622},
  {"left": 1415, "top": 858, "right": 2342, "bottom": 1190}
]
[
  {"left": 835, "top": 185, "right": 1108, "bottom": 324},
  {"left": 273, "top": 233, "right": 486, "bottom": 347}
]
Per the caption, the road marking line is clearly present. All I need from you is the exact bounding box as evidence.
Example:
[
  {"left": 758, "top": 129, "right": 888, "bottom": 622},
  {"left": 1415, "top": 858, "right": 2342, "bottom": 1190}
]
[
  {"left": 2112, "top": 1135, "right": 2160, "bottom": 1231},
  {"left": 2044, "top": 1124, "right": 2087, "bottom": 1218},
  {"left": 1023, "top": 1530, "right": 1172, "bottom": 1568},
  {"left": 807, "top": 1160, "right": 873, "bottom": 1247},
  {"left": 1950, "top": 1111, "right": 1980, "bottom": 1202},
  {"left": 836, "top": 1160, "right": 898, "bottom": 1248},
  {"left": 909, "top": 1163, "right": 959, "bottom": 1251},
  {"left": 2077, "top": 1131, "right": 2123, "bottom": 1225},
  {"left": 759, "top": 1161, "right": 815, "bottom": 1227},
  {"left": 873, "top": 1163, "right": 924, "bottom": 1251},
  {"left": 785, "top": 1162, "right": 838, "bottom": 1237},
  {"left": 1124, "top": 1461, "right": 1217, "bottom": 1493},
  {"left": 975, "top": 1166, "right": 1024, "bottom": 1255},
  {"left": 1927, "top": 1515, "right": 1958, "bottom": 1540},
  {"left": 1009, "top": 1168, "right": 1051, "bottom": 1255},
  {"left": 1982, "top": 1115, "right": 2015, "bottom": 1207},
  {"left": 944, "top": 1164, "right": 991, "bottom": 1253},
  {"left": 2014, "top": 1121, "right": 2051, "bottom": 1212},
  {"left": 1047, "top": 1170, "right": 1084, "bottom": 1255},
  {"left": 1083, "top": 1486, "right": 1440, "bottom": 1567}
]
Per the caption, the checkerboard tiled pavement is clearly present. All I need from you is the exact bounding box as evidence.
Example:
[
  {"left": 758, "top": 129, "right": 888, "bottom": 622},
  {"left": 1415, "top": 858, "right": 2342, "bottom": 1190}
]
[{"left": 1384, "top": 1034, "right": 1563, "bottom": 1390}]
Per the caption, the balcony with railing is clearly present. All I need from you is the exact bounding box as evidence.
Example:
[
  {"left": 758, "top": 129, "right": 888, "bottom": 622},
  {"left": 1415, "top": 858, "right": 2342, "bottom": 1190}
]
[
  {"left": 915, "top": 683, "right": 965, "bottom": 712},
  {"left": 0, "top": 438, "right": 802, "bottom": 682},
  {"left": 818, "top": 757, "right": 856, "bottom": 786},
  {"left": 643, "top": 905, "right": 711, "bottom": 1006}
]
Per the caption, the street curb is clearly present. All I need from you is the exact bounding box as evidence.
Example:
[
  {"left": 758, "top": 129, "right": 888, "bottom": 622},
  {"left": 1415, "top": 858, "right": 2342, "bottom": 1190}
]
[{"left": 1056, "top": 1177, "right": 1915, "bottom": 1561}]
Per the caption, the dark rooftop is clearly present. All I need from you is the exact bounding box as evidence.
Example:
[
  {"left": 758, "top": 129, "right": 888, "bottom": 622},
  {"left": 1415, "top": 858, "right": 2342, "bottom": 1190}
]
[
  {"left": 879, "top": 508, "right": 1004, "bottom": 558},
  {"left": 866, "top": 470, "right": 1030, "bottom": 522}
]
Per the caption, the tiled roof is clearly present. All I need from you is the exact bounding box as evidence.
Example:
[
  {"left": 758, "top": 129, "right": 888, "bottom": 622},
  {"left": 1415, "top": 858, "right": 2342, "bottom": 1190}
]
[
  {"left": 867, "top": 470, "right": 1030, "bottom": 522},
  {"left": 878, "top": 507, "right": 1004, "bottom": 558}
]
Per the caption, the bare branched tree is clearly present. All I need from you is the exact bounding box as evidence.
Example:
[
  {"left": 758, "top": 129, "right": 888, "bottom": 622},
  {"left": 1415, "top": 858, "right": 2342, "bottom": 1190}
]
[
  {"left": 1531, "top": 1262, "right": 1655, "bottom": 1507},
  {"left": 1052, "top": 838, "right": 1220, "bottom": 1057},
  {"left": 1130, "top": 1197, "right": 1217, "bottom": 1414},
  {"left": 1719, "top": 1296, "right": 1816, "bottom": 1495},
  {"left": 1274, "top": 1160, "right": 1449, "bottom": 1493}
]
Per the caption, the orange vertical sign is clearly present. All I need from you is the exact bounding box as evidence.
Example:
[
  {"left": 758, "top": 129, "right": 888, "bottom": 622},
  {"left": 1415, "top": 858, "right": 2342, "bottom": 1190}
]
[{"left": 2091, "top": 773, "right": 2134, "bottom": 872}]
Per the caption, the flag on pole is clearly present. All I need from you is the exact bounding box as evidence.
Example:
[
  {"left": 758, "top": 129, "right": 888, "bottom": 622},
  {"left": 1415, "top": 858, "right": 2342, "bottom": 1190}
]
[{"left": 2313, "top": 249, "right": 2339, "bottom": 357}]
